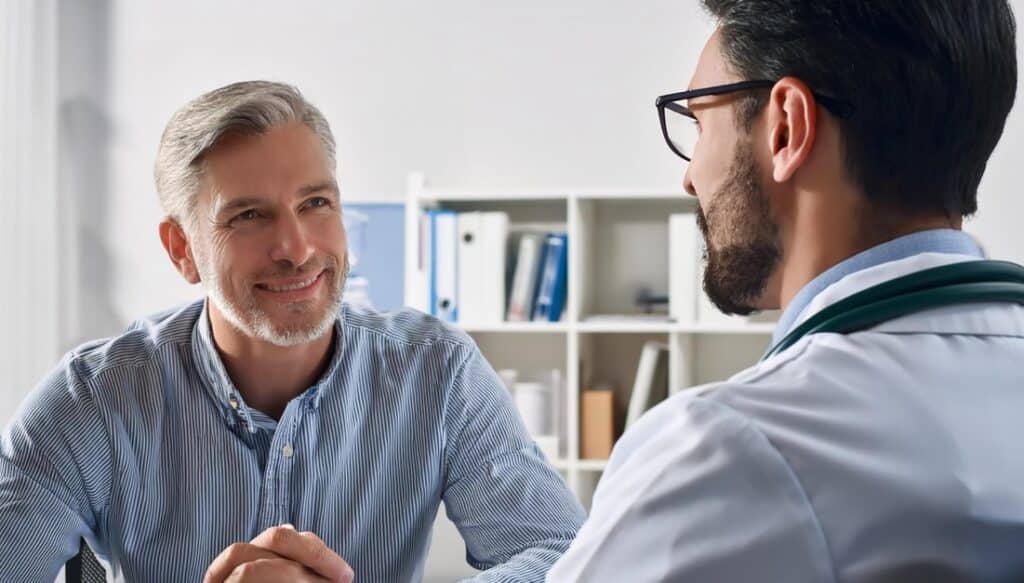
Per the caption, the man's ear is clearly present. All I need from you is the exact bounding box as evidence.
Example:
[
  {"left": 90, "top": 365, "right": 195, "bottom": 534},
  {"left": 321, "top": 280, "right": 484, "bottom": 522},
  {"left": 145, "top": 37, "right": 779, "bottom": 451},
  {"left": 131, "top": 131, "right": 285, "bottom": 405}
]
[
  {"left": 159, "top": 219, "right": 201, "bottom": 284},
  {"left": 765, "top": 76, "right": 817, "bottom": 183}
]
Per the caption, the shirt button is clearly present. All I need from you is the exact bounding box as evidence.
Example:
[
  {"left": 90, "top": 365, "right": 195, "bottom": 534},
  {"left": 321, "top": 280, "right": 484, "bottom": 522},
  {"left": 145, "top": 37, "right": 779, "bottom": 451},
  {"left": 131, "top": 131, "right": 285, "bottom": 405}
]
[
  {"left": 282, "top": 444, "right": 294, "bottom": 458},
  {"left": 228, "top": 397, "right": 239, "bottom": 410}
]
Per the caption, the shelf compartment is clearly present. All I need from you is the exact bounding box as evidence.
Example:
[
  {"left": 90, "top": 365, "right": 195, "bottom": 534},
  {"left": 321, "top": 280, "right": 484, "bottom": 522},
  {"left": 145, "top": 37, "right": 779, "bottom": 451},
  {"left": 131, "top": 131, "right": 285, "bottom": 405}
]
[{"left": 572, "top": 198, "right": 695, "bottom": 321}]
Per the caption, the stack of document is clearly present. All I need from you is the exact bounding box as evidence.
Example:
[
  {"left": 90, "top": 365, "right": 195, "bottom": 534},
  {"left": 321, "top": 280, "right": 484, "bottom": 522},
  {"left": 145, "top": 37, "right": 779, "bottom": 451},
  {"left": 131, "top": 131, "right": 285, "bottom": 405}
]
[
  {"left": 421, "top": 209, "right": 568, "bottom": 325},
  {"left": 507, "top": 232, "right": 568, "bottom": 323}
]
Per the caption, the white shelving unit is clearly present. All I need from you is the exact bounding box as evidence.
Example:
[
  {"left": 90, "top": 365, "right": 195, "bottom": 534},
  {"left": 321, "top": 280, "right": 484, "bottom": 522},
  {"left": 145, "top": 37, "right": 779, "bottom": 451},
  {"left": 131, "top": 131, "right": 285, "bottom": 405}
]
[{"left": 404, "top": 173, "right": 775, "bottom": 505}]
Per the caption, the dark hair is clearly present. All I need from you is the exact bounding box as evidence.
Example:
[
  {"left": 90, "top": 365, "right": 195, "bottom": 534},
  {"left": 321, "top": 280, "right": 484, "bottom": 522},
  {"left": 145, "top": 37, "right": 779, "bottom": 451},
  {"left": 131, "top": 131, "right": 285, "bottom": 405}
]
[{"left": 702, "top": 0, "right": 1017, "bottom": 217}]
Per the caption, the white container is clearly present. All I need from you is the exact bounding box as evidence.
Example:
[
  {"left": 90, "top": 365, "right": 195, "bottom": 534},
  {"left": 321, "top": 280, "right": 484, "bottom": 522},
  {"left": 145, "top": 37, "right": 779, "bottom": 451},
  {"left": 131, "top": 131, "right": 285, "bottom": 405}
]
[
  {"left": 497, "top": 369, "right": 519, "bottom": 392},
  {"left": 514, "top": 381, "right": 550, "bottom": 435},
  {"left": 533, "top": 435, "right": 560, "bottom": 462}
]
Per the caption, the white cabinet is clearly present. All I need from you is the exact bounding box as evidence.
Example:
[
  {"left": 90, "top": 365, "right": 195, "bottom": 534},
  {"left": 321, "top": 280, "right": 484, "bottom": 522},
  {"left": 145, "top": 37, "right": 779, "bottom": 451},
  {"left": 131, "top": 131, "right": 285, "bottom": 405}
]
[{"left": 404, "top": 173, "right": 775, "bottom": 505}]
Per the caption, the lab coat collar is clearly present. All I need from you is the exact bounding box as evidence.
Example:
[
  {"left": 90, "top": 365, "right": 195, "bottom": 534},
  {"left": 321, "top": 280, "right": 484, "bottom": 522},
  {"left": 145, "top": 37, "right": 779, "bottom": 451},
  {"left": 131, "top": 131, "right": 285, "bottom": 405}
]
[{"left": 787, "top": 252, "right": 1024, "bottom": 338}]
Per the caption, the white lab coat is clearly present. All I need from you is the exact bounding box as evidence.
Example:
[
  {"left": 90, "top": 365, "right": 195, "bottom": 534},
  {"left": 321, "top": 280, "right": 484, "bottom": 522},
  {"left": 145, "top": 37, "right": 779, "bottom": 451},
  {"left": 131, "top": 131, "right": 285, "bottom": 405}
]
[{"left": 549, "top": 252, "right": 1024, "bottom": 582}]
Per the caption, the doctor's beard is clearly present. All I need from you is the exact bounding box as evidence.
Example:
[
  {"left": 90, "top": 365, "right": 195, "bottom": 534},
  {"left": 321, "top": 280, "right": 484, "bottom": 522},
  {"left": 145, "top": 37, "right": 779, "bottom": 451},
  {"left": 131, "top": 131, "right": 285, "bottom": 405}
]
[{"left": 696, "top": 140, "right": 781, "bottom": 316}]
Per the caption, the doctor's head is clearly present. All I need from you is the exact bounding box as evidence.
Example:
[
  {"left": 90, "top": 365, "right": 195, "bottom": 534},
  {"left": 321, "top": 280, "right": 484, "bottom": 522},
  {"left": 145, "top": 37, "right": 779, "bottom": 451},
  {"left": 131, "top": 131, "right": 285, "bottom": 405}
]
[
  {"left": 155, "top": 81, "right": 349, "bottom": 347},
  {"left": 666, "top": 0, "right": 1017, "bottom": 314}
]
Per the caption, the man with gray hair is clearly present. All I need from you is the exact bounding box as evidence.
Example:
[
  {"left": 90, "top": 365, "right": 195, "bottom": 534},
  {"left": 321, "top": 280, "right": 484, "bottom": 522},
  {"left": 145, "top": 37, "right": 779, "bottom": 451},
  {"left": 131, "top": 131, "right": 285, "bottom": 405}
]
[{"left": 0, "top": 81, "right": 584, "bottom": 582}]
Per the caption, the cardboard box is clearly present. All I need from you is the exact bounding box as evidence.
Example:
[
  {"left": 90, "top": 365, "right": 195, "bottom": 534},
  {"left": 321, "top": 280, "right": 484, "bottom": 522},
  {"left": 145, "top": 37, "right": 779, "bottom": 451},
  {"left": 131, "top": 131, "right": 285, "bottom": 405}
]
[{"left": 580, "top": 390, "right": 616, "bottom": 459}]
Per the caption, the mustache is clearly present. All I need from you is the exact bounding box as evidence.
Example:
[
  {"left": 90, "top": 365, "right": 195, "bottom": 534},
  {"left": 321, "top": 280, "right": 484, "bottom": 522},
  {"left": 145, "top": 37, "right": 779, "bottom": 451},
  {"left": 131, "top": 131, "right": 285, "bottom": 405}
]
[{"left": 254, "top": 253, "right": 343, "bottom": 281}]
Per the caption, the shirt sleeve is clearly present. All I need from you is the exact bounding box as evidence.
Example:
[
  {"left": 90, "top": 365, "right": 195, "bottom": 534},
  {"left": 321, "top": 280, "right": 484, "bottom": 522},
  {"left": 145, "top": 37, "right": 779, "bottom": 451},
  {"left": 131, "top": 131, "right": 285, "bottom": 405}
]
[
  {"left": 440, "top": 344, "right": 586, "bottom": 582},
  {"left": 546, "top": 394, "right": 835, "bottom": 583},
  {"left": 0, "top": 354, "right": 113, "bottom": 582}
]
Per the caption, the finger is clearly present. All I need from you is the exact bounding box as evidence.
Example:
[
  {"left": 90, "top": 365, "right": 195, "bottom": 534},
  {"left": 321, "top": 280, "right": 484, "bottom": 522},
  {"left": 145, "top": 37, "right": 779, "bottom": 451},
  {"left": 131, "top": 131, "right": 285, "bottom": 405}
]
[
  {"left": 203, "top": 543, "right": 285, "bottom": 583},
  {"left": 225, "top": 557, "right": 331, "bottom": 583},
  {"left": 250, "top": 525, "right": 354, "bottom": 582}
]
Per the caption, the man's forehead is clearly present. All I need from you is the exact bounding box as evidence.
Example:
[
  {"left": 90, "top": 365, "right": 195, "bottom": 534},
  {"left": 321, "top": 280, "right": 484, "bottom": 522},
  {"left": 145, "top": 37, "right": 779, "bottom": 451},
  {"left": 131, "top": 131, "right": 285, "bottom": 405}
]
[
  {"left": 195, "top": 125, "right": 337, "bottom": 208},
  {"left": 688, "top": 28, "right": 733, "bottom": 90}
]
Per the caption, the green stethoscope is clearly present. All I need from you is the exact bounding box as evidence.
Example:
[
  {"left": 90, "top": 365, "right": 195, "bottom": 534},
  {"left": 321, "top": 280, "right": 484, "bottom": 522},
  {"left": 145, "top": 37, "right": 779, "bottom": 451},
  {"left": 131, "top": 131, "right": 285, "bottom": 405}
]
[{"left": 761, "top": 260, "right": 1024, "bottom": 361}]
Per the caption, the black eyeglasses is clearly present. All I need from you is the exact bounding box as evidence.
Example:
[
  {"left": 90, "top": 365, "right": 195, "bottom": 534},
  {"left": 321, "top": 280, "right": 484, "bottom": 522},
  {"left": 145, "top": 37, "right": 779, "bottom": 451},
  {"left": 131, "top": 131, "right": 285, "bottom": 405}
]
[{"left": 655, "top": 80, "right": 853, "bottom": 161}]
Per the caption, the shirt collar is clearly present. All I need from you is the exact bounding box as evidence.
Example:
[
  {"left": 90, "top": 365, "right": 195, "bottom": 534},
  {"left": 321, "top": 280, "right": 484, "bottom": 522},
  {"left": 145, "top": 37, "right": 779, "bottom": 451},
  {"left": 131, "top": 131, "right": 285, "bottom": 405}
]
[
  {"left": 772, "top": 229, "right": 985, "bottom": 344},
  {"left": 190, "top": 300, "right": 347, "bottom": 432}
]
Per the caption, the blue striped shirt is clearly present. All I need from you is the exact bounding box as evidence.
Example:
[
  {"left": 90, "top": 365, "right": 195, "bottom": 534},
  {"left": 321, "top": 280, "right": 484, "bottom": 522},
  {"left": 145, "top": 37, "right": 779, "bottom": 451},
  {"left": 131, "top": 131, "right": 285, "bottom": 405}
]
[{"left": 0, "top": 300, "right": 585, "bottom": 582}]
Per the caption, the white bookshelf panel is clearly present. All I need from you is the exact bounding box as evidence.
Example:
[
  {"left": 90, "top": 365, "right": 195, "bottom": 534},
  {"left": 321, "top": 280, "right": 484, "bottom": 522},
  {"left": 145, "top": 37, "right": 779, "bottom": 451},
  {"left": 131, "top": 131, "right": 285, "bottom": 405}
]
[
  {"left": 438, "top": 198, "right": 567, "bottom": 225},
  {"left": 460, "top": 322, "right": 569, "bottom": 333},
  {"left": 576, "top": 459, "right": 609, "bottom": 472},
  {"left": 570, "top": 199, "right": 595, "bottom": 322},
  {"left": 575, "top": 469, "right": 603, "bottom": 512},
  {"left": 577, "top": 320, "right": 675, "bottom": 334},
  {"left": 551, "top": 459, "right": 572, "bottom": 472},
  {"left": 574, "top": 190, "right": 686, "bottom": 201},
  {"left": 670, "top": 333, "right": 695, "bottom": 394}
]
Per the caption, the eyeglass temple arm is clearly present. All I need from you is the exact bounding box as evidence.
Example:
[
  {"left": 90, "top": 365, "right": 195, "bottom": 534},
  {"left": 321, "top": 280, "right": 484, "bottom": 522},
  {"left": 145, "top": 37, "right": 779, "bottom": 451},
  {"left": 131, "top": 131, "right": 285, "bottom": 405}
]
[{"left": 662, "top": 102, "right": 691, "bottom": 116}]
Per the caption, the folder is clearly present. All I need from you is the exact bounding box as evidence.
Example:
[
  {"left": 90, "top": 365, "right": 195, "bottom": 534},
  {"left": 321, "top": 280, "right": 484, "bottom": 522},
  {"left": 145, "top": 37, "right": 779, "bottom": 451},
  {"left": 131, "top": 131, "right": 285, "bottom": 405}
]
[
  {"left": 429, "top": 209, "right": 458, "bottom": 322},
  {"left": 506, "top": 233, "right": 545, "bottom": 322},
  {"left": 458, "top": 212, "right": 509, "bottom": 324},
  {"left": 669, "top": 214, "right": 699, "bottom": 323},
  {"left": 531, "top": 233, "right": 568, "bottom": 322},
  {"left": 625, "top": 341, "right": 669, "bottom": 429}
]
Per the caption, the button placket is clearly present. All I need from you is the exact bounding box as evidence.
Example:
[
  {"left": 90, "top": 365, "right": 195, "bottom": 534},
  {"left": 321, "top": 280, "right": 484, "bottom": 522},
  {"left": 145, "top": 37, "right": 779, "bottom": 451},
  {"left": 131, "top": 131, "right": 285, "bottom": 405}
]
[{"left": 269, "top": 401, "right": 304, "bottom": 525}]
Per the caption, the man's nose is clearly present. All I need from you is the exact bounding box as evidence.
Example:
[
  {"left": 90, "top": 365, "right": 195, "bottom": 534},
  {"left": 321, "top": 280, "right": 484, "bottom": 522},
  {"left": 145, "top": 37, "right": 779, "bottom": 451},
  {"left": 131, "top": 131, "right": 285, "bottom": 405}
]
[
  {"left": 269, "top": 214, "right": 315, "bottom": 267},
  {"left": 683, "top": 165, "right": 697, "bottom": 198}
]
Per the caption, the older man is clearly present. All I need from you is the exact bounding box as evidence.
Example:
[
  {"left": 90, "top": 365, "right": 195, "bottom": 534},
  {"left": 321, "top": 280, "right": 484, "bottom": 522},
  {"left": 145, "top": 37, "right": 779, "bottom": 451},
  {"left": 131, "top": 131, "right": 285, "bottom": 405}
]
[{"left": 0, "top": 81, "right": 583, "bottom": 582}]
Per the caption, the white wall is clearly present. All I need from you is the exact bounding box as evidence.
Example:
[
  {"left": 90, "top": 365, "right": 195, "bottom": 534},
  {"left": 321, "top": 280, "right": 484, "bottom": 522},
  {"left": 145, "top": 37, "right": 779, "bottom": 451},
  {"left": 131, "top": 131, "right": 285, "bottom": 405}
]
[
  {"left": 46, "top": 0, "right": 1024, "bottom": 580},
  {"left": 968, "top": 8, "right": 1024, "bottom": 263},
  {"left": 1, "top": 0, "right": 59, "bottom": 426}
]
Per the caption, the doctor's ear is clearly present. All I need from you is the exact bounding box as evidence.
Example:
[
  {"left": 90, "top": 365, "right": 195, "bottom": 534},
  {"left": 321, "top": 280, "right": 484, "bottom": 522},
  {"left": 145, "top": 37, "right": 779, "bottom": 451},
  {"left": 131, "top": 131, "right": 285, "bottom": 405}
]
[
  {"left": 765, "top": 77, "right": 817, "bottom": 184},
  {"left": 159, "top": 219, "right": 201, "bottom": 285}
]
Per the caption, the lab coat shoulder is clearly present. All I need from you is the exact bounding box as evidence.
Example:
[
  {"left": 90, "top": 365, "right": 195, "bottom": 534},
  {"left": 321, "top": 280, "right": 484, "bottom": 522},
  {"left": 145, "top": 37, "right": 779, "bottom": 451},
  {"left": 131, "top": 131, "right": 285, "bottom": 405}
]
[{"left": 547, "top": 389, "right": 836, "bottom": 583}]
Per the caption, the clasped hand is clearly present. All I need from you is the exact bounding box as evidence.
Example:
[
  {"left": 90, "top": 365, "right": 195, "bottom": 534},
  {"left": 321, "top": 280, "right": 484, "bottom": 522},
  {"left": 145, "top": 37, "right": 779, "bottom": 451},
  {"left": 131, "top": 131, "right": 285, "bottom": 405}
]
[{"left": 203, "top": 524, "right": 355, "bottom": 583}]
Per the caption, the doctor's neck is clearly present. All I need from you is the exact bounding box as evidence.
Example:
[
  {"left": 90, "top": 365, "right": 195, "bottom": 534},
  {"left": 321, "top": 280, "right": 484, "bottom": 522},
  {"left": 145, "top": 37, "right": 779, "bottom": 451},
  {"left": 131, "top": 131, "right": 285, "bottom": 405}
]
[{"left": 770, "top": 193, "right": 963, "bottom": 314}]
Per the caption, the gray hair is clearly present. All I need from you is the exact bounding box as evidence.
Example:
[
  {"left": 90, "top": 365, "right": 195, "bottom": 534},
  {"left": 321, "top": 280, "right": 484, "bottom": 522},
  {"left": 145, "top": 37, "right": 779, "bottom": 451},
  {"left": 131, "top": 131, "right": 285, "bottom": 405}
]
[{"left": 154, "top": 80, "right": 336, "bottom": 231}]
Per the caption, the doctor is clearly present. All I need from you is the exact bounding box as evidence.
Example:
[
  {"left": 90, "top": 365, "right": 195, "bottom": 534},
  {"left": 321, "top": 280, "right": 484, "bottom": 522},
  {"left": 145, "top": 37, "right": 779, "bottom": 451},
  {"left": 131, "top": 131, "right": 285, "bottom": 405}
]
[{"left": 550, "top": 1, "right": 1021, "bottom": 581}]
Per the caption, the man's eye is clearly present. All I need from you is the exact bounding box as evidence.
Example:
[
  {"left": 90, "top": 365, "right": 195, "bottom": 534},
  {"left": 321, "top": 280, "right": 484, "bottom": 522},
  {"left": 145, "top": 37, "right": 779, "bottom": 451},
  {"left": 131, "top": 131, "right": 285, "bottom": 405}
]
[
  {"left": 233, "top": 209, "right": 260, "bottom": 223},
  {"left": 307, "top": 197, "right": 331, "bottom": 209}
]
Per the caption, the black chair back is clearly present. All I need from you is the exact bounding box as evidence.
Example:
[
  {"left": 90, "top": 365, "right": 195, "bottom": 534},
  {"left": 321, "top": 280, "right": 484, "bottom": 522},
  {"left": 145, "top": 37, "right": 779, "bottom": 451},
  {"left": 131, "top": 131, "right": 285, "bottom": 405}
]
[{"left": 65, "top": 539, "right": 107, "bottom": 583}]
